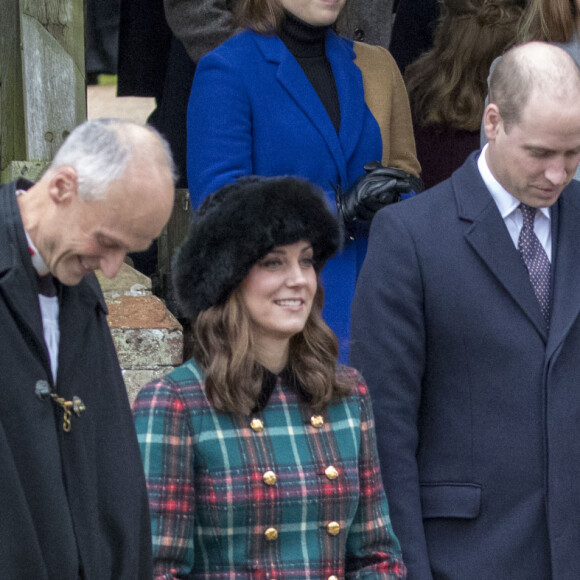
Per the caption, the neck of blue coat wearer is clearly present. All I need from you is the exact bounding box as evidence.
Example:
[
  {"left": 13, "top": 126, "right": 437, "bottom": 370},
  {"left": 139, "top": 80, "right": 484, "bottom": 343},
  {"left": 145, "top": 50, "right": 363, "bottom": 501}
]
[{"left": 279, "top": 10, "right": 328, "bottom": 58}]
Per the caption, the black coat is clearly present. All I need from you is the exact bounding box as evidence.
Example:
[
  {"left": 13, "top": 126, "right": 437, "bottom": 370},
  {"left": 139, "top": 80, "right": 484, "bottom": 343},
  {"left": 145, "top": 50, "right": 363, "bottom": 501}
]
[
  {"left": 117, "top": 0, "right": 172, "bottom": 98},
  {"left": 389, "top": 0, "right": 439, "bottom": 74},
  {"left": 0, "top": 181, "right": 152, "bottom": 579}
]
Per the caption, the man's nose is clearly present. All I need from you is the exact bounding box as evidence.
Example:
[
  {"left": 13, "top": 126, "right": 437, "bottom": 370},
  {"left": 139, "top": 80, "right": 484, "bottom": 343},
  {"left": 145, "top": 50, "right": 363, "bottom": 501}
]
[
  {"left": 545, "top": 158, "right": 568, "bottom": 186},
  {"left": 99, "top": 250, "right": 126, "bottom": 279}
]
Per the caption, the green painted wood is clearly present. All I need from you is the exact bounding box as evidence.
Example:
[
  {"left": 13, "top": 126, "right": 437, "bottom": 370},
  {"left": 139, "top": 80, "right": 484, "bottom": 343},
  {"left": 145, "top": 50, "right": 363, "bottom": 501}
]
[
  {"left": 158, "top": 188, "right": 191, "bottom": 296},
  {"left": 1, "top": 0, "right": 86, "bottom": 183},
  {"left": 0, "top": 0, "right": 26, "bottom": 176},
  {"left": 1, "top": 160, "right": 49, "bottom": 184}
]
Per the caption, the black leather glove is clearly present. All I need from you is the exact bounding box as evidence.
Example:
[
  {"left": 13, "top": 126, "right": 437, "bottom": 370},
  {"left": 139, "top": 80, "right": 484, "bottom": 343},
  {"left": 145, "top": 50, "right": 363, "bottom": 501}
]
[{"left": 334, "top": 161, "right": 424, "bottom": 237}]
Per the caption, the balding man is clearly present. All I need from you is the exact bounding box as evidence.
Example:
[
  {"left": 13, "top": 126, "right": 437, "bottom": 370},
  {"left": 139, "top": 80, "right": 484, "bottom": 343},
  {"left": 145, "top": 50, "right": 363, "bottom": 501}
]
[
  {"left": 350, "top": 42, "right": 580, "bottom": 579},
  {"left": 0, "top": 119, "right": 175, "bottom": 579}
]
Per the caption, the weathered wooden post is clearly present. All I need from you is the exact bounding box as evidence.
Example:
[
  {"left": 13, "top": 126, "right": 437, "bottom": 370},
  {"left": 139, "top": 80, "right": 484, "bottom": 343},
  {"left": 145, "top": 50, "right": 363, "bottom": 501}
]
[
  {"left": 0, "top": 0, "right": 86, "bottom": 183},
  {"left": 1, "top": 2, "right": 185, "bottom": 391}
]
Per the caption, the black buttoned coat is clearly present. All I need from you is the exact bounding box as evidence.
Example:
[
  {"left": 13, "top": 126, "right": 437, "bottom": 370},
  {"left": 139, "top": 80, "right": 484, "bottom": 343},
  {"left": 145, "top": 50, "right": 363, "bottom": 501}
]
[
  {"left": 336, "top": 0, "right": 395, "bottom": 48},
  {"left": 0, "top": 181, "right": 152, "bottom": 579}
]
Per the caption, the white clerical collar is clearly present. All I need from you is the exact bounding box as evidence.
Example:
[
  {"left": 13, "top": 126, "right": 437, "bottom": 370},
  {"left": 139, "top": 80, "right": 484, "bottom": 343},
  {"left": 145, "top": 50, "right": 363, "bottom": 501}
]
[
  {"left": 477, "top": 144, "right": 550, "bottom": 221},
  {"left": 16, "top": 188, "right": 51, "bottom": 276}
]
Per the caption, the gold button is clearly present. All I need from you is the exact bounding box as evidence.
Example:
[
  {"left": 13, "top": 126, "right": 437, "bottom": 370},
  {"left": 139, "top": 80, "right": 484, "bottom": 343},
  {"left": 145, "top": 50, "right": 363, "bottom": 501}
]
[
  {"left": 311, "top": 415, "right": 324, "bottom": 428},
  {"left": 328, "top": 576, "right": 339, "bottom": 580},
  {"left": 250, "top": 418, "right": 263, "bottom": 432},
  {"left": 325, "top": 466, "right": 339, "bottom": 480},
  {"left": 263, "top": 470, "right": 277, "bottom": 485},
  {"left": 264, "top": 527, "right": 278, "bottom": 541},
  {"left": 327, "top": 521, "right": 340, "bottom": 535}
]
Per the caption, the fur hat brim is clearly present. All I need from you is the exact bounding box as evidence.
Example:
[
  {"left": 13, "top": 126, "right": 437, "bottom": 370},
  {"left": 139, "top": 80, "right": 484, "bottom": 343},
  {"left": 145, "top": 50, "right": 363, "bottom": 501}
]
[{"left": 173, "top": 176, "right": 340, "bottom": 320}]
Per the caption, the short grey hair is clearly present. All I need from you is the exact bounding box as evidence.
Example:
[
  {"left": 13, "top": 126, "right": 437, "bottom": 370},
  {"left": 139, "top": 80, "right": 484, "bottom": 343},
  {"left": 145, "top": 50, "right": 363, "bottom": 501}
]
[{"left": 49, "top": 118, "right": 176, "bottom": 201}]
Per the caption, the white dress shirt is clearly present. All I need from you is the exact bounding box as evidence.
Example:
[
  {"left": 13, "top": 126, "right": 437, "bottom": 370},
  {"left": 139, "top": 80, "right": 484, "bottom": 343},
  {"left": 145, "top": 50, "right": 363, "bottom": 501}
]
[
  {"left": 477, "top": 144, "right": 552, "bottom": 262},
  {"left": 17, "top": 189, "right": 60, "bottom": 381}
]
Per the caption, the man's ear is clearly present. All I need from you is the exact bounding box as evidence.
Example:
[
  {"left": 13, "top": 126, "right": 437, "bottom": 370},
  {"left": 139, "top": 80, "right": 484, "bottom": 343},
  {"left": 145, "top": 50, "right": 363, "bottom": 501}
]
[
  {"left": 483, "top": 103, "right": 502, "bottom": 142},
  {"left": 47, "top": 165, "right": 79, "bottom": 204}
]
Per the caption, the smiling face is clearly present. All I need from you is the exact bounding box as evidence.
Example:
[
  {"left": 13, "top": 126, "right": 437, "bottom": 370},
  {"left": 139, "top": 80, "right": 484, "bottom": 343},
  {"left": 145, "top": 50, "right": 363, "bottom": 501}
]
[
  {"left": 279, "top": 0, "right": 346, "bottom": 26},
  {"left": 39, "top": 161, "right": 174, "bottom": 286},
  {"left": 239, "top": 240, "right": 317, "bottom": 355},
  {"left": 484, "top": 90, "right": 580, "bottom": 208}
]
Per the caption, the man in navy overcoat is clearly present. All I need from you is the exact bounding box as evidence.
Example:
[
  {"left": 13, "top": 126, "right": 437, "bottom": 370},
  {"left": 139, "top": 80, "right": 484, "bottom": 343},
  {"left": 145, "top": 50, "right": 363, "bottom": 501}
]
[{"left": 350, "top": 42, "right": 580, "bottom": 579}]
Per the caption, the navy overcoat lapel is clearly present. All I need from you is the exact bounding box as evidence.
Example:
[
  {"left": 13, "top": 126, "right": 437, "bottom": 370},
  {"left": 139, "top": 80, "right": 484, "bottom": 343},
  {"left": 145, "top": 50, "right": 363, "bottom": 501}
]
[
  {"left": 546, "top": 189, "right": 580, "bottom": 360},
  {"left": 454, "top": 154, "right": 549, "bottom": 340}
]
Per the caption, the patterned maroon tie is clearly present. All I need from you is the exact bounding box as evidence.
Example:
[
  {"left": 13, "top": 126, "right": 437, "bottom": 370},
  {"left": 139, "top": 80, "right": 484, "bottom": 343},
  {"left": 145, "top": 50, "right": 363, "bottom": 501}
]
[{"left": 517, "top": 203, "right": 551, "bottom": 325}]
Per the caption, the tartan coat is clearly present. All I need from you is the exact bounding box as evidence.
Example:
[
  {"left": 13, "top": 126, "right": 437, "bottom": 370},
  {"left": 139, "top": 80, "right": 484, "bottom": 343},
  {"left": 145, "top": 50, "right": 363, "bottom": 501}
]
[
  {"left": 0, "top": 181, "right": 152, "bottom": 579},
  {"left": 133, "top": 359, "right": 406, "bottom": 579}
]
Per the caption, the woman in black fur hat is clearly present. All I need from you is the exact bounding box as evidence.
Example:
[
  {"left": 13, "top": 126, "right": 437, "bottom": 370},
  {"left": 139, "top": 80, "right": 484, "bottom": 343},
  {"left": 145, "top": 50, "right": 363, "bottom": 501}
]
[
  {"left": 133, "top": 175, "right": 406, "bottom": 579},
  {"left": 185, "top": 0, "right": 423, "bottom": 364}
]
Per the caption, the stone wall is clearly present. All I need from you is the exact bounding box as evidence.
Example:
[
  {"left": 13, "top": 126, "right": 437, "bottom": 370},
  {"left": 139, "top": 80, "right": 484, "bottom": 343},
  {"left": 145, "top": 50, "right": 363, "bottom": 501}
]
[{"left": 97, "top": 264, "right": 183, "bottom": 405}]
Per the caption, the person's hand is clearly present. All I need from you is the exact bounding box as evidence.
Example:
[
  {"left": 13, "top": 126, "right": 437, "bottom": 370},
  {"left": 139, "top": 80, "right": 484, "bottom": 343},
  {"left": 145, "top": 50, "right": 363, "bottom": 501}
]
[{"left": 334, "top": 161, "right": 424, "bottom": 237}]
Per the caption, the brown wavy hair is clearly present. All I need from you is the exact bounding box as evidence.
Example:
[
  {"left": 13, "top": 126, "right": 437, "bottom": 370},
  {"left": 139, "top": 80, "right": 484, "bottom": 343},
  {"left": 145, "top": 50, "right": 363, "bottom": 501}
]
[
  {"left": 191, "top": 280, "right": 351, "bottom": 416},
  {"left": 405, "top": 0, "right": 526, "bottom": 131},
  {"left": 517, "top": 0, "right": 577, "bottom": 43},
  {"left": 234, "top": 0, "right": 284, "bottom": 33}
]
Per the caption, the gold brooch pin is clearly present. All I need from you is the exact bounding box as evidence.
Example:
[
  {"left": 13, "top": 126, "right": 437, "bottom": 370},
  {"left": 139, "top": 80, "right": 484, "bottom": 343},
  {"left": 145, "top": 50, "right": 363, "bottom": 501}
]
[
  {"left": 49, "top": 395, "right": 86, "bottom": 432},
  {"left": 35, "top": 380, "right": 86, "bottom": 432}
]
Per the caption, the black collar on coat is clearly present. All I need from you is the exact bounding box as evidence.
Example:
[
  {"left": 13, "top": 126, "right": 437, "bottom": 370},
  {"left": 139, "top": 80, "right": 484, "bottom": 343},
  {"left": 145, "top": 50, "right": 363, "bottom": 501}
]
[{"left": 0, "top": 180, "right": 108, "bottom": 381}]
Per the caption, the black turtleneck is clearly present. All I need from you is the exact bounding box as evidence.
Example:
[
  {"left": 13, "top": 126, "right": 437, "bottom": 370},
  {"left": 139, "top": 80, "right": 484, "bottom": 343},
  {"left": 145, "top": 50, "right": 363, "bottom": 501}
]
[{"left": 279, "top": 11, "right": 341, "bottom": 133}]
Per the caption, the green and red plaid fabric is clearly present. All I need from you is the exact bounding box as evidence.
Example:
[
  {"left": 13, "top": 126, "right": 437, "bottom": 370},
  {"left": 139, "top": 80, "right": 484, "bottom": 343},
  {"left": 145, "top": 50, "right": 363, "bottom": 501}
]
[{"left": 133, "top": 359, "right": 406, "bottom": 579}]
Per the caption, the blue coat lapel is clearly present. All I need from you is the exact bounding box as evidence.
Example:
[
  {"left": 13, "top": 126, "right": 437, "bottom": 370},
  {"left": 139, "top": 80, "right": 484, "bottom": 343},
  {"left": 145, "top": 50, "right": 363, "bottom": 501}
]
[
  {"left": 254, "top": 32, "right": 364, "bottom": 188},
  {"left": 546, "top": 189, "right": 580, "bottom": 360},
  {"left": 327, "top": 34, "right": 366, "bottom": 171},
  {"left": 454, "top": 153, "right": 549, "bottom": 340}
]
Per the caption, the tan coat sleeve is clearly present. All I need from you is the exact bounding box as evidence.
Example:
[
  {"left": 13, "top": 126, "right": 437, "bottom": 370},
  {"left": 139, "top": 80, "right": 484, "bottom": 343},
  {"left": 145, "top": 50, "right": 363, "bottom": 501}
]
[{"left": 354, "top": 42, "right": 421, "bottom": 177}]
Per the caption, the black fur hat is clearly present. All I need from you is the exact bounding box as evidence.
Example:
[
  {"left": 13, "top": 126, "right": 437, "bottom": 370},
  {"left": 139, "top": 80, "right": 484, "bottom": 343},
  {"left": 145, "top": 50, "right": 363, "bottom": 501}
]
[{"left": 173, "top": 176, "right": 341, "bottom": 320}]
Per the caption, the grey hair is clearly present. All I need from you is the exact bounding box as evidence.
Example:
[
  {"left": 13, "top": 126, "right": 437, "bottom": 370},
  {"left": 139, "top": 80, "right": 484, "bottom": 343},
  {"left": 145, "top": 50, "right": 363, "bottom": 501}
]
[{"left": 49, "top": 118, "right": 176, "bottom": 201}]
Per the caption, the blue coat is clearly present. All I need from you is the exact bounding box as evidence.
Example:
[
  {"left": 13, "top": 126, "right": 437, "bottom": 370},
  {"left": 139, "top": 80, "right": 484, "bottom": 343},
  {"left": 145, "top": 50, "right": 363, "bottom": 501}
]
[
  {"left": 187, "top": 29, "right": 419, "bottom": 361},
  {"left": 350, "top": 152, "right": 580, "bottom": 579}
]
